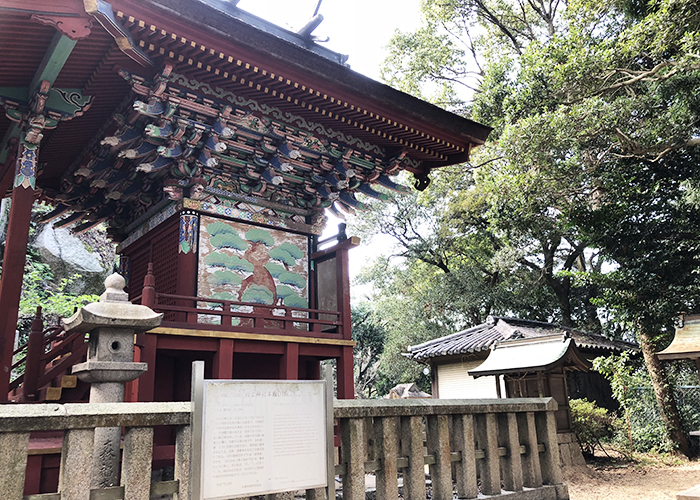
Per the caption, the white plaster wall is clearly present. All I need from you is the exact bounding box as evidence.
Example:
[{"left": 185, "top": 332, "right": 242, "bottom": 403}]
[{"left": 437, "top": 360, "right": 505, "bottom": 399}]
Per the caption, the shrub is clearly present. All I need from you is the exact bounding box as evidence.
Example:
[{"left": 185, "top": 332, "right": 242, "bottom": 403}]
[{"left": 570, "top": 398, "right": 620, "bottom": 457}]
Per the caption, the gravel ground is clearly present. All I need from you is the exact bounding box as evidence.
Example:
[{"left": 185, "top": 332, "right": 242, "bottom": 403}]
[{"left": 564, "top": 460, "right": 700, "bottom": 500}]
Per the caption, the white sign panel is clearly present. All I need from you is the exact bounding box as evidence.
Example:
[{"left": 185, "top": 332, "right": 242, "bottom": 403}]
[{"left": 200, "top": 380, "right": 327, "bottom": 500}]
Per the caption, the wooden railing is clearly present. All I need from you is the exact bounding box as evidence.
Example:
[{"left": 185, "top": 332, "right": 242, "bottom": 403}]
[
  {"left": 9, "top": 308, "right": 87, "bottom": 401},
  {"left": 0, "top": 398, "right": 569, "bottom": 500},
  {"left": 145, "top": 292, "right": 344, "bottom": 338}
]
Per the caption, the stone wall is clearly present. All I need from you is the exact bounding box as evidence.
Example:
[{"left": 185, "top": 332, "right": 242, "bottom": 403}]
[{"left": 558, "top": 432, "right": 586, "bottom": 466}]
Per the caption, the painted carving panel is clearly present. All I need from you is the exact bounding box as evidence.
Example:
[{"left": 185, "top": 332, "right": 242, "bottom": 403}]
[{"left": 198, "top": 215, "right": 309, "bottom": 324}]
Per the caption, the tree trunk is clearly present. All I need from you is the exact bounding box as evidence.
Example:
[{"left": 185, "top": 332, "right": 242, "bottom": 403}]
[{"left": 637, "top": 327, "right": 691, "bottom": 457}]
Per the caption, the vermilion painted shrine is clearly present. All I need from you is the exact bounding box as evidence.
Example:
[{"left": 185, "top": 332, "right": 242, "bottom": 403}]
[{"left": 0, "top": 0, "right": 491, "bottom": 409}]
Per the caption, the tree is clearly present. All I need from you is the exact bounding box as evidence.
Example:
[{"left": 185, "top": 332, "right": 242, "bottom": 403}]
[
  {"left": 351, "top": 303, "right": 388, "bottom": 398},
  {"left": 369, "top": 0, "right": 700, "bottom": 455}
]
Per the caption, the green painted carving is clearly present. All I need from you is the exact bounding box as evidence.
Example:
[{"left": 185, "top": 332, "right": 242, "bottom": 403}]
[
  {"left": 207, "top": 270, "right": 243, "bottom": 287},
  {"left": 206, "top": 222, "right": 248, "bottom": 250},
  {"left": 14, "top": 141, "right": 38, "bottom": 189},
  {"left": 277, "top": 271, "right": 306, "bottom": 288},
  {"left": 264, "top": 262, "right": 287, "bottom": 278},
  {"left": 203, "top": 252, "right": 255, "bottom": 272},
  {"left": 0, "top": 87, "right": 92, "bottom": 121},
  {"left": 245, "top": 228, "right": 275, "bottom": 247},
  {"left": 240, "top": 284, "right": 275, "bottom": 305},
  {"left": 269, "top": 243, "right": 304, "bottom": 267},
  {"left": 48, "top": 88, "right": 93, "bottom": 118}
]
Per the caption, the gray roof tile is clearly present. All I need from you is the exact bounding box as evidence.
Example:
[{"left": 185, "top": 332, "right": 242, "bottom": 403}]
[{"left": 406, "top": 317, "right": 638, "bottom": 362}]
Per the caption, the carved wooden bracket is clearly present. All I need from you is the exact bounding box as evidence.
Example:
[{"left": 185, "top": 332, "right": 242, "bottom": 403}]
[{"left": 31, "top": 14, "right": 93, "bottom": 40}]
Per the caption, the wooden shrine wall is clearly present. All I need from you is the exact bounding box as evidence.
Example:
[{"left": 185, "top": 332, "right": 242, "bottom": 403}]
[{"left": 122, "top": 215, "right": 180, "bottom": 305}]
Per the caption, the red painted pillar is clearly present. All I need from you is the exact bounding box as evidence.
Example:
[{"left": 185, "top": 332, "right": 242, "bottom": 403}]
[
  {"left": 281, "top": 342, "right": 299, "bottom": 380},
  {"left": 141, "top": 263, "right": 156, "bottom": 307},
  {"left": 21, "top": 307, "right": 44, "bottom": 401},
  {"left": 0, "top": 142, "right": 38, "bottom": 400},
  {"left": 307, "top": 359, "right": 321, "bottom": 380},
  {"left": 0, "top": 151, "right": 17, "bottom": 200},
  {"left": 213, "top": 339, "right": 234, "bottom": 379},
  {"left": 135, "top": 264, "right": 159, "bottom": 401},
  {"left": 336, "top": 345, "right": 355, "bottom": 399},
  {"left": 136, "top": 333, "right": 158, "bottom": 402}
]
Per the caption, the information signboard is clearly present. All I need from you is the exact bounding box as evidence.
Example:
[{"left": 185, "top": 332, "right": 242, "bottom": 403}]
[{"left": 191, "top": 365, "right": 329, "bottom": 500}]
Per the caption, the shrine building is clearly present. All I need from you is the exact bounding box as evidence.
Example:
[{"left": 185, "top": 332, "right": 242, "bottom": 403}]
[{"left": 0, "top": 0, "right": 491, "bottom": 408}]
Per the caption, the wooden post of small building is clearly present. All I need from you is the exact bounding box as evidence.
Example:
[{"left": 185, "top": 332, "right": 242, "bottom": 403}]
[{"left": 22, "top": 307, "right": 44, "bottom": 401}]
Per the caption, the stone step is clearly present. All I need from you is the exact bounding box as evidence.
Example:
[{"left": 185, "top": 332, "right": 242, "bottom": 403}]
[
  {"left": 41, "top": 386, "right": 63, "bottom": 401},
  {"left": 61, "top": 374, "right": 77, "bottom": 388}
]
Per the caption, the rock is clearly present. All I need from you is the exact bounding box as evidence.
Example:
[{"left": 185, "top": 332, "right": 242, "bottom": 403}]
[
  {"left": 0, "top": 198, "right": 9, "bottom": 247},
  {"left": 31, "top": 221, "right": 111, "bottom": 295}
]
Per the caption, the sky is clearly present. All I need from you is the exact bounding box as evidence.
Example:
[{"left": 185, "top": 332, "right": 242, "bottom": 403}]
[
  {"left": 237, "top": 0, "right": 423, "bottom": 80},
  {"left": 237, "top": 0, "right": 424, "bottom": 298}
]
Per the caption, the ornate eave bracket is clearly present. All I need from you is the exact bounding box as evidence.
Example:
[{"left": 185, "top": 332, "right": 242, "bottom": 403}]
[
  {"left": 83, "top": 0, "right": 154, "bottom": 67},
  {"left": 0, "top": 82, "right": 93, "bottom": 189},
  {"left": 31, "top": 13, "right": 93, "bottom": 40}
]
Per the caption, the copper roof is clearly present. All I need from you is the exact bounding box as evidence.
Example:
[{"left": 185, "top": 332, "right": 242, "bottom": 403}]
[
  {"left": 467, "top": 335, "right": 592, "bottom": 377},
  {"left": 406, "top": 317, "right": 638, "bottom": 362},
  {"left": 658, "top": 314, "right": 700, "bottom": 360}
]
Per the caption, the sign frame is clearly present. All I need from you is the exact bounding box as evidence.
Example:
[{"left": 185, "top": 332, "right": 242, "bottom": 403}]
[{"left": 190, "top": 361, "right": 334, "bottom": 500}]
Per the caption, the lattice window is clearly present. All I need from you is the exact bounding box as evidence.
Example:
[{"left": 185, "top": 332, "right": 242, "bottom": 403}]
[
  {"left": 121, "top": 219, "right": 179, "bottom": 309},
  {"left": 127, "top": 248, "right": 150, "bottom": 302},
  {"left": 151, "top": 226, "right": 179, "bottom": 321}
]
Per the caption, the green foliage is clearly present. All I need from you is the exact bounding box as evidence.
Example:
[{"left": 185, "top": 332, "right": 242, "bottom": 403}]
[
  {"left": 244, "top": 228, "right": 274, "bottom": 246},
  {"left": 569, "top": 398, "right": 621, "bottom": 456},
  {"left": 275, "top": 285, "right": 308, "bottom": 308},
  {"left": 18, "top": 261, "right": 100, "bottom": 320},
  {"left": 210, "top": 232, "right": 248, "bottom": 251},
  {"left": 275, "top": 284, "right": 297, "bottom": 299},
  {"left": 593, "top": 354, "right": 674, "bottom": 453},
  {"left": 374, "top": 0, "right": 700, "bottom": 454}
]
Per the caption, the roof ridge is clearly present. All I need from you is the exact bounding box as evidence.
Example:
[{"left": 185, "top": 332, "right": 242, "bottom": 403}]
[
  {"left": 407, "top": 323, "right": 490, "bottom": 352},
  {"left": 495, "top": 316, "right": 638, "bottom": 346}
]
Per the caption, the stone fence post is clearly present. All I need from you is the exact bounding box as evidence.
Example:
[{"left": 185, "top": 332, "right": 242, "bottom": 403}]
[{"left": 63, "top": 273, "right": 162, "bottom": 489}]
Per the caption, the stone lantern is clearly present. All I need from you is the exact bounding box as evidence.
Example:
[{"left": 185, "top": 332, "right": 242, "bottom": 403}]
[{"left": 63, "top": 273, "right": 162, "bottom": 488}]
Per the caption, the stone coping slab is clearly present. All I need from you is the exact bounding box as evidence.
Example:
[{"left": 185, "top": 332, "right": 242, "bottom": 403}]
[
  {"left": 334, "top": 397, "right": 557, "bottom": 418},
  {"left": 0, "top": 402, "right": 191, "bottom": 432}
]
